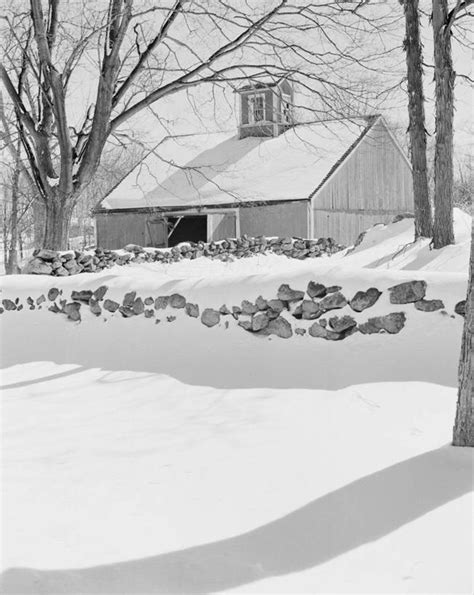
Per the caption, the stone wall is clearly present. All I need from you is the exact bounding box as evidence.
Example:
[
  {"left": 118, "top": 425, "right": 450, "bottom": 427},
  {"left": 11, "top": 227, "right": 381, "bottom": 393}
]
[
  {"left": 21, "top": 236, "right": 344, "bottom": 276},
  {"left": 1, "top": 280, "right": 465, "bottom": 340}
]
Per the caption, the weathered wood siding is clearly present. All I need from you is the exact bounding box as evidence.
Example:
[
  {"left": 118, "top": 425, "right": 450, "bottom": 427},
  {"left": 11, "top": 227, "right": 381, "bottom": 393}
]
[
  {"left": 209, "top": 212, "right": 236, "bottom": 240},
  {"left": 312, "top": 119, "right": 414, "bottom": 245},
  {"left": 96, "top": 212, "right": 167, "bottom": 249},
  {"left": 239, "top": 201, "right": 308, "bottom": 237}
]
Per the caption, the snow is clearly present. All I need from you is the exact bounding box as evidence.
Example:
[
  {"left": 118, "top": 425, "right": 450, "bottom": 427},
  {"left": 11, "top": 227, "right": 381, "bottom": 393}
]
[
  {"left": 1, "top": 213, "right": 473, "bottom": 594},
  {"left": 102, "top": 118, "right": 370, "bottom": 209}
]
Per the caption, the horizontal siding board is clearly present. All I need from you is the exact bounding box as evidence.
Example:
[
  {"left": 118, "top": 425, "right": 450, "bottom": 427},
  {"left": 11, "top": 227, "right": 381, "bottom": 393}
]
[{"left": 240, "top": 201, "right": 308, "bottom": 237}]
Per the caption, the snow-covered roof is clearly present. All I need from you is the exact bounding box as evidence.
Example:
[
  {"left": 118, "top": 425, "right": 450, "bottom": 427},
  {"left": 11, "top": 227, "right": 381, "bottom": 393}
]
[{"left": 100, "top": 117, "right": 376, "bottom": 210}]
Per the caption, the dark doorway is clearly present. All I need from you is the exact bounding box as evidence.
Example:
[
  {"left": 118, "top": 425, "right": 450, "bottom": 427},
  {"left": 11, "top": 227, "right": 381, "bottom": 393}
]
[{"left": 168, "top": 215, "right": 207, "bottom": 246}]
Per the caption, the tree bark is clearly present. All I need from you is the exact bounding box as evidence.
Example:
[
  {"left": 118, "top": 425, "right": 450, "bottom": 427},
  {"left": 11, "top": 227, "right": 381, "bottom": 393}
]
[
  {"left": 42, "top": 196, "right": 73, "bottom": 250},
  {"left": 432, "top": 0, "right": 455, "bottom": 249},
  {"left": 401, "top": 0, "right": 432, "bottom": 238},
  {"left": 453, "top": 221, "right": 474, "bottom": 446}
]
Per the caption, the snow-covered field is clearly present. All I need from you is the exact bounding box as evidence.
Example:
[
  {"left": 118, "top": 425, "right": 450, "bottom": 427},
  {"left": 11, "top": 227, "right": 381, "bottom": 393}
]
[{"left": 1, "top": 210, "right": 473, "bottom": 594}]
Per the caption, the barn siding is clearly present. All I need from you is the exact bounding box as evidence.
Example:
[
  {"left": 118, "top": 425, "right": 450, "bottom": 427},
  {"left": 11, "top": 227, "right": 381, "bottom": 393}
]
[
  {"left": 209, "top": 212, "right": 236, "bottom": 240},
  {"left": 239, "top": 201, "right": 308, "bottom": 237},
  {"left": 311, "top": 119, "right": 413, "bottom": 245},
  {"left": 96, "top": 212, "right": 167, "bottom": 249}
]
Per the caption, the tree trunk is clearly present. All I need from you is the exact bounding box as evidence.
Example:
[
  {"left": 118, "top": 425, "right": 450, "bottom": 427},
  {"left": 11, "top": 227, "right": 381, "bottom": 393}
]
[
  {"left": 401, "top": 0, "right": 432, "bottom": 238},
  {"left": 5, "top": 145, "right": 21, "bottom": 275},
  {"left": 43, "top": 197, "right": 73, "bottom": 250},
  {"left": 453, "top": 221, "right": 474, "bottom": 446},
  {"left": 432, "top": 0, "right": 455, "bottom": 249}
]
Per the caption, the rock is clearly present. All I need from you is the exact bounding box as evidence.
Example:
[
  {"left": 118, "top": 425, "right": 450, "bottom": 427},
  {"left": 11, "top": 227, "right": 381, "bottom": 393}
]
[
  {"left": 63, "top": 259, "right": 78, "bottom": 270},
  {"left": 93, "top": 285, "right": 108, "bottom": 301},
  {"left": 36, "top": 295, "right": 46, "bottom": 305},
  {"left": 414, "top": 299, "right": 445, "bottom": 312},
  {"left": 71, "top": 290, "right": 93, "bottom": 303},
  {"left": 258, "top": 316, "right": 292, "bottom": 339},
  {"left": 454, "top": 300, "right": 466, "bottom": 317},
  {"left": 123, "top": 291, "right": 137, "bottom": 307},
  {"left": 2, "top": 299, "right": 17, "bottom": 311},
  {"left": 358, "top": 312, "right": 406, "bottom": 335},
  {"left": 218, "top": 304, "right": 230, "bottom": 315},
  {"left": 34, "top": 248, "right": 58, "bottom": 261},
  {"left": 27, "top": 297, "right": 35, "bottom": 307},
  {"left": 267, "top": 299, "right": 285, "bottom": 313},
  {"left": 48, "top": 288, "right": 60, "bottom": 301},
  {"left": 63, "top": 302, "right": 81, "bottom": 322},
  {"left": 89, "top": 298, "right": 102, "bottom": 316},
  {"left": 256, "top": 295, "right": 268, "bottom": 310},
  {"left": 238, "top": 320, "right": 252, "bottom": 331},
  {"left": 201, "top": 308, "right": 221, "bottom": 327},
  {"left": 48, "top": 302, "right": 61, "bottom": 313},
  {"left": 185, "top": 303, "right": 200, "bottom": 318},
  {"left": 328, "top": 315, "right": 357, "bottom": 333},
  {"left": 132, "top": 298, "right": 144, "bottom": 315},
  {"left": 241, "top": 300, "right": 258, "bottom": 315},
  {"left": 119, "top": 306, "right": 135, "bottom": 318},
  {"left": 307, "top": 281, "right": 327, "bottom": 299},
  {"left": 23, "top": 258, "right": 53, "bottom": 275},
  {"left": 54, "top": 266, "right": 69, "bottom": 276},
  {"left": 144, "top": 309, "right": 154, "bottom": 318},
  {"left": 349, "top": 288, "right": 382, "bottom": 312},
  {"left": 309, "top": 321, "right": 329, "bottom": 338},
  {"left": 169, "top": 293, "right": 186, "bottom": 309},
  {"left": 301, "top": 300, "right": 322, "bottom": 320},
  {"left": 103, "top": 299, "right": 119, "bottom": 313},
  {"left": 154, "top": 296, "right": 169, "bottom": 310},
  {"left": 389, "top": 280, "right": 426, "bottom": 304},
  {"left": 326, "top": 285, "right": 342, "bottom": 293},
  {"left": 277, "top": 284, "right": 304, "bottom": 302},
  {"left": 252, "top": 312, "right": 269, "bottom": 331},
  {"left": 0, "top": 307, "right": 3, "bottom": 314},
  {"left": 295, "top": 327, "right": 306, "bottom": 336},
  {"left": 144, "top": 297, "right": 154, "bottom": 306},
  {"left": 124, "top": 244, "right": 143, "bottom": 253},
  {"left": 319, "top": 291, "right": 347, "bottom": 311},
  {"left": 232, "top": 306, "right": 242, "bottom": 319},
  {"left": 167, "top": 315, "right": 176, "bottom": 322}
]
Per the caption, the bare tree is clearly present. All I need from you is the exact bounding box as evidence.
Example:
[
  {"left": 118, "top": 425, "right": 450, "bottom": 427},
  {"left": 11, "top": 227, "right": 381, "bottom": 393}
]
[
  {"left": 0, "top": 0, "right": 400, "bottom": 250},
  {"left": 453, "top": 220, "right": 474, "bottom": 446},
  {"left": 400, "top": 0, "right": 432, "bottom": 238},
  {"left": 431, "top": 0, "right": 473, "bottom": 248}
]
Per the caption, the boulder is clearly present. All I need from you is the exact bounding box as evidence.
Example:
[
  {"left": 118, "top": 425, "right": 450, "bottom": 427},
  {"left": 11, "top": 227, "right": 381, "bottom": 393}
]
[
  {"left": 388, "top": 280, "right": 426, "bottom": 304},
  {"left": 258, "top": 316, "right": 292, "bottom": 339},
  {"left": 93, "top": 285, "right": 109, "bottom": 301},
  {"left": 63, "top": 302, "right": 81, "bottom": 322},
  {"left": 255, "top": 295, "right": 268, "bottom": 310},
  {"left": 328, "top": 315, "right": 357, "bottom": 334},
  {"left": 2, "top": 299, "right": 17, "bottom": 311},
  {"left": 201, "top": 308, "right": 221, "bottom": 327},
  {"left": 267, "top": 299, "right": 285, "bottom": 313},
  {"left": 277, "top": 284, "right": 304, "bottom": 302},
  {"left": 132, "top": 298, "right": 145, "bottom": 315},
  {"left": 169, "top": 293, "right": 186, "bottom": 309},
  {"left": 349, "top": 288, "right": 382, "bottom": 312},
  {"left": 123, "top": 244, "right": 143, "bottom": 253},
  {"left": 232, "top": 306, "right": 242, "bottom": 319},
  {"left": 319, "top": 291, "right": 347, "bottom": 311},
  {"left": 307, "top": 281, "right": 327, "bottom": 299},
  {"left": 47, "top": 288, "right": 60, "bottom": 301},
  {"left": 54, "top": 266, "right": 70, "bottom": 276},
  {"left": 414, "top": 299, "right": 445, "bottom": 312},
  {"left": 103, "top": 299, "right": 119, "bottom": 313},
  {"left": 454, "top": 300, "right": 466, "bottom": 317},
  {"left": 219, "top": 304, "right": 231, "bottom": 315},
  {"left": 123, "top": 291, "right": 137, "bottom": 307},
  {"left": 326, "top": 285, "right": 342, "bottom": 294},
  {"left": 238, "top": 320, "right": 252, "bottom": 331},
  {"left": 23, "top": 258, "right": 53, "bottom": 275},
  {"left": 144, "top": 297, "right": 154, "bottom": 306},
  {"left": 144, "top": 309, "right": 155, "bottom": 318},
  {"left": 89, "top": 298, "right": 102, "bottom": 316},
  {"left": 185, "top": 303, "right": 200, "bottom": 318},
  {"left": 252, "top": 312, "right": 269, "bottom": 331},
  {"left": 71, "top": 290, "right": 93, "bottom": 303},
  {"left": 155, "top": 296, "right": 169, "bottom": 310},
  {"left": 119, "top": 306, "right": 135, "bottom": 318},
  {"left": 36, "top": 295, "right": 46, "bottom": 305},
  {"left": 358, "top": 312, "right": 406, "bottom": 335},
  {"left": 241, "top": 300, "right": 258, "bottom": 315},
  {"left": 301, "top": 300, "right": 322, "bottom": 320},
  {"left": 167, "top": 315, "right": 176, "bottom": 322},
  {"left": 308, "top": 321, "right": 329, "bottom": 338},
  {"left": 295, "top": 327, "right": 306, "bottom": 336},
  {"left": 48, "top": 303, "right": 61, "bottom": 313},
  {"left": 34, "top": 248, "right": 58, "bottom": 261}
]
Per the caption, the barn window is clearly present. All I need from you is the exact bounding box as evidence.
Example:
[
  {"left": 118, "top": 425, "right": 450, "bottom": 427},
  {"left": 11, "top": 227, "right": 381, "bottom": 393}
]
[
  {"left": 248, "top": 93, "right": 265, "bottom": 123},
  {"left": 282, "top": 93, "right": 292, "bottom": 123}
]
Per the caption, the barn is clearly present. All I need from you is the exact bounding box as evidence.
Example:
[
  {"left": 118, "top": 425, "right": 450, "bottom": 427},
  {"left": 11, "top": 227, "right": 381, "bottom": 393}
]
[{"left": 94, "top": 80, "right": 414, "bottom": 248}]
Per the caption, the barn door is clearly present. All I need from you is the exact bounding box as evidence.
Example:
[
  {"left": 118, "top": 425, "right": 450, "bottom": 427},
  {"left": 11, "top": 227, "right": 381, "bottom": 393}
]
[
  {"left": 146, "top": 217, "right": 167, "bottom": 247},
  {"left": 208, "top": 212, "right": 237, "bottom": 241}
]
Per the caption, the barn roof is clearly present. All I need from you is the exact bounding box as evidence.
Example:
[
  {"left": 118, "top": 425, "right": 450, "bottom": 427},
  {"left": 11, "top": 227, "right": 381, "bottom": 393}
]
[{"left": 99, "top": 116, "right": 380, "bottom": 211}]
